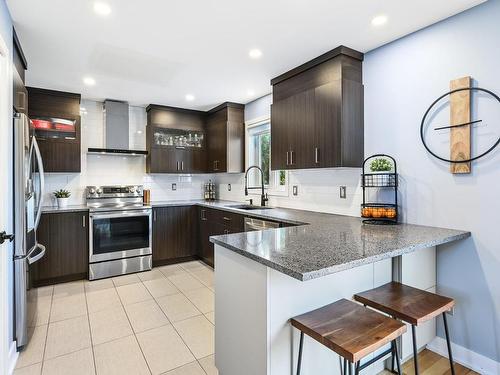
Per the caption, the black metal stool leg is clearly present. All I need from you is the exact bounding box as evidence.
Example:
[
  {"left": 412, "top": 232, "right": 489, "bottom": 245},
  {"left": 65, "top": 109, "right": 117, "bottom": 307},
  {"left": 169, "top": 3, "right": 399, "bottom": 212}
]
[
  {"left": 443, "top": 312, "right": 456, "bottom": 375},
  {"left": 348, "top": 361, "right": 353, "bottom": 375},
  {"left": 297, "top": 331, "right": 304, "bottom": 375},
  {"left": 392, "top": 340, "right": 402, "bottom": 375},
  {"left": 411, "top": 325, "right": 419, "bottom": 375},
  {"left": 354, "top": 361, "right": 360, "bottom": 375},
  {"left": 344, "top": 358, "right": 347, "bottom": 375}
]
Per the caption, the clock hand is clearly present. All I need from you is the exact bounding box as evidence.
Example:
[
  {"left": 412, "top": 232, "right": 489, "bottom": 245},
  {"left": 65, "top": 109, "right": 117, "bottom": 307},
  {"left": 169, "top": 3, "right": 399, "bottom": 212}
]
[{"left": 434, "top": 119, "right": 482, "bottom": 131}]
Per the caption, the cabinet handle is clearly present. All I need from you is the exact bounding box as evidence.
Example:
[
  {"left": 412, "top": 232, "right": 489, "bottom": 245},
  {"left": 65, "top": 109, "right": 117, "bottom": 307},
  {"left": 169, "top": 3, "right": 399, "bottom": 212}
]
[
  {"left": 315, "top": 147, "right": 319, "bottom": 164},
  {"left": 181, "top": 161, "right": 184, "bottom": 171},
  {"left": 223, "top": 217, "right": 231, "bottom": 221},
  {"left": 286, "top": 152, "right": 289, "bottom": 166},
  {"left": 82, "top": 215, "right": 86, "bottom": 227},
  {"left": 176, "top": 161, "right": 179, "bottom": 171},
  {"left": 290, "top": 150, "right": 294, "bottom": 165},
  {"left": 153, "top": 211, "right": 157, "bottom": 221}
]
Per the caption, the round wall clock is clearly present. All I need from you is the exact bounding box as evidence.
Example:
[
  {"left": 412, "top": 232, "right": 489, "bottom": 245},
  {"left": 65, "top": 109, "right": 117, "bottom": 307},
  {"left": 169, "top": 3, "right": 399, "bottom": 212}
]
[{"left": 420, "top": 77, "right": 500, "bottom": 174}]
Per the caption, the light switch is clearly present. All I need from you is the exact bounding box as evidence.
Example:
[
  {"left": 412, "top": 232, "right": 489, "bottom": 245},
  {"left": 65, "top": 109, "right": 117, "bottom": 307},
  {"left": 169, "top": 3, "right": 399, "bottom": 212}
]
[
  {"left": 228, "top": 184, "right": 231, "bottom": 191},
  {"left": 340, "top": 186, "right": 346, "bottom": 199},
  {"left": 293, "top": 185, "right": 298, "bottom": 196},
  {"left": 172, "top": 183, "right": 177, "bottom": 191}
]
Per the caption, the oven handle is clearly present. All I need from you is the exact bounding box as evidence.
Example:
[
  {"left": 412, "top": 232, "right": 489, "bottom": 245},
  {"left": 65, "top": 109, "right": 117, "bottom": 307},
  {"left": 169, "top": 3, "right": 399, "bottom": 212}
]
[{"left": 90, "top": 210, "right": 152, "bottom": 220}]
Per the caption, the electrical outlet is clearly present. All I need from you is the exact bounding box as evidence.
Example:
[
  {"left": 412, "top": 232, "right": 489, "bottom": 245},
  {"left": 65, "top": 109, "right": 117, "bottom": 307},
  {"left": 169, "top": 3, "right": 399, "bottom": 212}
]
[
  {"left": 228, "top": 184, "right": 231, "bottom": 191},
  {"left": 293, "top": 185, "right": 298, "bottom": 196},
  {"left": 340, "top": 186, "right": 346, "bottom": 199},
  {"left": 172, "top": 183, "right": 177, "bottom": 191}
]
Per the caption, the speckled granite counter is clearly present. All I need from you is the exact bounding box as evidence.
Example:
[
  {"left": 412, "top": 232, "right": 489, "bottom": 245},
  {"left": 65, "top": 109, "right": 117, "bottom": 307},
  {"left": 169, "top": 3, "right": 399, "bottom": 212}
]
[
  {"left": 205, "top": 203, "right": 470, "bottom": 281},
  {"left": 42, "top": 204, "right": 89, "bottom": 213}
]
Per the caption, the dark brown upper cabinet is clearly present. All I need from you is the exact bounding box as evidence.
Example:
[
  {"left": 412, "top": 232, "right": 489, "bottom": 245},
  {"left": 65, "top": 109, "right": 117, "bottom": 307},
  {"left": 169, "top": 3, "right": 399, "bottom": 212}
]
[
  {"left": 206, "top": 102, "right": 245, "bottom": 173},
  {"left": 13, "top": 28, "right": 28, "bottom": 115},
  {"left": 271, "top": 45, "right": 364, "bottom": 170},
  {"left": 146, "top": 105, "right": 207, "bottom": 173},
  {"left": 27, "top": 87, "right": 82, "bottom": 173}
]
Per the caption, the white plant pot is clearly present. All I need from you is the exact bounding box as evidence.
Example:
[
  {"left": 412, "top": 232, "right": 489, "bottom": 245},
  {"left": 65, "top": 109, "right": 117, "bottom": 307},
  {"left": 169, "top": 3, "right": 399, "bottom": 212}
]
[{"left": 57, "top": 197, "right": 69, "bottom": 208}]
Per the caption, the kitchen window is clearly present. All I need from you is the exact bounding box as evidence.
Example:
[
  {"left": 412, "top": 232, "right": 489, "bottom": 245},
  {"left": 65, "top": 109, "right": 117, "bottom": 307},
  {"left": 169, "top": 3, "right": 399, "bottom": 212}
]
[{"left": 246, "top": 118, "right": 288, "bottom": 195}]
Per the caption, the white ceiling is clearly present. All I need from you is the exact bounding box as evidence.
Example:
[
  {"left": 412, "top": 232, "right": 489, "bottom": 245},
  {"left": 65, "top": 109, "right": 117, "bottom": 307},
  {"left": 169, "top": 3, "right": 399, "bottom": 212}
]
[{"left": 7, "top": 0, "right": 485, "bottom": 110}]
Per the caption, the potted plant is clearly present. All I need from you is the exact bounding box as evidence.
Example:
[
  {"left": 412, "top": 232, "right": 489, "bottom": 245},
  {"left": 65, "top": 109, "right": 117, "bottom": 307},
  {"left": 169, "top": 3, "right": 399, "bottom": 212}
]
[
  {"left": 53, "top": 189, "right": 71, "bottom": 208},
  {"left": 369, "top": 158, "right": 393, "bottom": 186}
]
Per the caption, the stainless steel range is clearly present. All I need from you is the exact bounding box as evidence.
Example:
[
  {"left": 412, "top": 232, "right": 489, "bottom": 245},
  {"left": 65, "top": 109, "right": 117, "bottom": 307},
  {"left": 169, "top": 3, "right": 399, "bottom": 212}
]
[{"left": 86, "top": 185, "right": 152, "bottom": 280}]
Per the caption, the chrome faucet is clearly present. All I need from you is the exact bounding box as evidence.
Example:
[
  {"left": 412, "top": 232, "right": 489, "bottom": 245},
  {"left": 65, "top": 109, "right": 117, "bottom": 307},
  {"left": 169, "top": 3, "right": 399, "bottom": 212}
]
[{"left": 244, "top": 166, "right": 268, "bottom": 207}]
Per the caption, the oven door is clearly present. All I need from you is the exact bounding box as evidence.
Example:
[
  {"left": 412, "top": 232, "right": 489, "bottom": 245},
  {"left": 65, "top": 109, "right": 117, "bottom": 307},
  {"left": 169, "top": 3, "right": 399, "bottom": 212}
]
[{"left": 89, "top": 209, "right": 152, "bottom": 263}]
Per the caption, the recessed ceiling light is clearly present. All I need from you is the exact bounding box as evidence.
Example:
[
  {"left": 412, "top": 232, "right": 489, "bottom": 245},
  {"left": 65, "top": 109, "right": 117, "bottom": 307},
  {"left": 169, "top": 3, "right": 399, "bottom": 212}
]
[
  {"left": 247, "top": 90, "right": 255, "bottom": 97},
  {"left": 83, "top": 76, "right": 96, "bottom": 86},
  {"left": 249, "top": 49, "right": 263, "bottom": 59},
  {"left": 371, "top": 15, "right": 388, "bottom": 27},
  {"left": 185, "top": 94, "right": 195, "bottom": 101},
  {"left": 93, "top": 1, "right": 111, "bottom": 16}
]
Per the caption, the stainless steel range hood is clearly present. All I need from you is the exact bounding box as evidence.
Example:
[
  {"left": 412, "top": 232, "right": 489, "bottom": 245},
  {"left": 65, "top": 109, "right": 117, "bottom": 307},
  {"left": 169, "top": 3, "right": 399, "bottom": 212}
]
[{"left": 87, "top": 100, "right": 148, "bottom": 156}]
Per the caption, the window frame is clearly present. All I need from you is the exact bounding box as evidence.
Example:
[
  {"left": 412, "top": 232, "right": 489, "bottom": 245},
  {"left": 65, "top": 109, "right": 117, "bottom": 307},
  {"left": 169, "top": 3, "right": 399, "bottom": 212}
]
[{"left": 245, "top": 116, "right": 289, "bottom": 197}]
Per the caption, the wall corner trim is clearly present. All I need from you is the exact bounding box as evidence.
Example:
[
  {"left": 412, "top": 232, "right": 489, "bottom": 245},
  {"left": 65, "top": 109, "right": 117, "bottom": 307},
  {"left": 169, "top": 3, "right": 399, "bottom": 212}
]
[{"left": 427, "top": 336, "right": 500, "bottom": 375}]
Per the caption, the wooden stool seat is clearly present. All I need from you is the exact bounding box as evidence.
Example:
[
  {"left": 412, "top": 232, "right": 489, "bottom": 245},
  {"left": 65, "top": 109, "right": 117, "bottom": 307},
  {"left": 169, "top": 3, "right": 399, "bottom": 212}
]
[
  {"left": 291, "top": 298, "right": 406, "bottom": 363},
  {"left": 354, "top": 282, "right": 455, "bottom": 325}
]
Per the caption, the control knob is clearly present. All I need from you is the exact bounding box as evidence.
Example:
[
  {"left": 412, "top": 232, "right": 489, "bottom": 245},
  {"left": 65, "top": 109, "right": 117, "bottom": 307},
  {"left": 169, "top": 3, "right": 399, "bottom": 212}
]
[
  {"left": 96, "top": 188, "right": 103, "bottom": 195},
  {"left": 129, "top": 186, "right": 136, "bottom": 193},
  {"left": 89, "top": 187, "right": 96, "bottom": 195}
]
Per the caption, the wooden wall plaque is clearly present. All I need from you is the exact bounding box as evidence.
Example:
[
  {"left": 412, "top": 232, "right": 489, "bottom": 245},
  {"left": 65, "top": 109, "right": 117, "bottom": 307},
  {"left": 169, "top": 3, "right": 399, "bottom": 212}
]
[{"left": 450, "top": 76, "right": 471, "bottom": 174}]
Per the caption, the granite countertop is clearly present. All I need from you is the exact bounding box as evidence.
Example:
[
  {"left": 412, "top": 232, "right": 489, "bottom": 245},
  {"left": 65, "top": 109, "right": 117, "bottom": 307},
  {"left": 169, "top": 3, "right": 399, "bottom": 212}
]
[
  {"left": 206, "top": 203, "right": 471, "bottom": 281},
  {"left": 42, "top": 200, "right": 470, "bottom": 282}
]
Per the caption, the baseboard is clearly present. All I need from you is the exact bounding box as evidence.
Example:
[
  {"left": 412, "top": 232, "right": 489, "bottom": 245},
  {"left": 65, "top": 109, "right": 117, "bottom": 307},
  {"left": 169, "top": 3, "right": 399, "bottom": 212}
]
[
  {"left": 8, "top": 341, "right": 18, "bottom": 375},
  {"left": 427, "top": 336, "right": 500, "bottom": 375}
]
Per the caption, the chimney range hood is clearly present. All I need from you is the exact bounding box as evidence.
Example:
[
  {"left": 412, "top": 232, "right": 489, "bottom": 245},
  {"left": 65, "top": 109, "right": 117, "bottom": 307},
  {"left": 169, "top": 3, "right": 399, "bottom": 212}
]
[{"left": 87, "top": 100, "right": 148, "bottom": 156}]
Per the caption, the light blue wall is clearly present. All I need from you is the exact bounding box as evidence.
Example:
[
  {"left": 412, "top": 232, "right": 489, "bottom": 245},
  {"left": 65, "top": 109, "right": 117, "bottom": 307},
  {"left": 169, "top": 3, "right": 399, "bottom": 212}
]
[{"left": 364, "top": 0, "right": 500, "bottom": 362}]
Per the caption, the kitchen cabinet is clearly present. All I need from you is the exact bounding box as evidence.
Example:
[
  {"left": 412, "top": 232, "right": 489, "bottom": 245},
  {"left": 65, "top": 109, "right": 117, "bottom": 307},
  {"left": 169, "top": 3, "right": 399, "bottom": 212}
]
[
  {"left": 206, "top": 103, "right": 245, "bottom": 173},
  {"left": 271, "top": 46, "right": 364, "bottom": 170},
  {"left": 152, "top": 206, "right": 197, "bottom": 266},
  {"left": 27, "top": 87, "right": 82, "bottom": 173},
  {"left": 197, "top": 207, "right": 245, "bottom": 267},
  {"left": 32, "top": 211, "right": 88, "bottom": 287},
  {"left": 146, "top": 105, "right": 207, "bottom": 173}
]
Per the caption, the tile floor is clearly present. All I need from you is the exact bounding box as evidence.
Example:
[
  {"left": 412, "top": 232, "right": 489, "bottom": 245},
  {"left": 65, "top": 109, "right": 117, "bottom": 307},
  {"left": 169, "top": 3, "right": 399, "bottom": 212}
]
[{"left": 15, "top": 261, "right": 218, "bottom": 375}]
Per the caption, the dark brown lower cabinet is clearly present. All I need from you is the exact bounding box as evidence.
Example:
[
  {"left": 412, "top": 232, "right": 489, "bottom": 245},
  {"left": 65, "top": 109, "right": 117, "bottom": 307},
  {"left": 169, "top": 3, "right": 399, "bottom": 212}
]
[
  {"left": 32, "top": 211, "right": 89, "bottom": 287},
  {"left": 152, "top": 206, "right": 197, "bottom": 266}
]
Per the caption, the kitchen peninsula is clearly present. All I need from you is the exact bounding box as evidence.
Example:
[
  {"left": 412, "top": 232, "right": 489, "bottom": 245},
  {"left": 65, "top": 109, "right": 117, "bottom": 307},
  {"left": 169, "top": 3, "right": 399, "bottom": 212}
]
[{"left": 210, "top": 207, "right": 469, "bottom": 375}]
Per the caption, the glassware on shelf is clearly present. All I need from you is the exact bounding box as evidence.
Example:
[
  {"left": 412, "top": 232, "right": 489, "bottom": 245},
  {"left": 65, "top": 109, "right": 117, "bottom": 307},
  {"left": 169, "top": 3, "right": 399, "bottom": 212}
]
[{"left": 153, "top": 127, "right": 205, "bottom": 148}]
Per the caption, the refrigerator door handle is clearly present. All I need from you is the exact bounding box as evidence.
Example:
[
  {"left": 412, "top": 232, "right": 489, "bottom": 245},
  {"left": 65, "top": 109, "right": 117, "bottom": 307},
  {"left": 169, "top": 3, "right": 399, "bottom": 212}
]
[
  {"left": 31, "top": 137, "right": 45, "bottom": 231},
  {"left": 27, "top": 243, "right": 45, "bottom": 265}
]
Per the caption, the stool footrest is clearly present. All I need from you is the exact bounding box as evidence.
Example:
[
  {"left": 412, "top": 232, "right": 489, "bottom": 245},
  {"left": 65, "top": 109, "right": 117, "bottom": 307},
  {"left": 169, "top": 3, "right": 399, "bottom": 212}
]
[{"left": 359, "top": 347, "right": 392, "bottom": 371}]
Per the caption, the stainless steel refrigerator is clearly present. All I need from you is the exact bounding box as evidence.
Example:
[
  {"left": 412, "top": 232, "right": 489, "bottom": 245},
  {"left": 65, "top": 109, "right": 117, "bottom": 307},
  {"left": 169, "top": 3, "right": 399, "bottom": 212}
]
[{"left": 13, "top": 112, "right": 46, "bottom": 349}]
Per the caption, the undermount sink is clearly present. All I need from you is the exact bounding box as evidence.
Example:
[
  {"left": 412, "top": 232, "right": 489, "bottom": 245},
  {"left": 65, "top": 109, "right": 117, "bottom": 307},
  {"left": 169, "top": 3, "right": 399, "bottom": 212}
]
[{"left": 228, "top": 204, "right": 274, "bottom": 210}]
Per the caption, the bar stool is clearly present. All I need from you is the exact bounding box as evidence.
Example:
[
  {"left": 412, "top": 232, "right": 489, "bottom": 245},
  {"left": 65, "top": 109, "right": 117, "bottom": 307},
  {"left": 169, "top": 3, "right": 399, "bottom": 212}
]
[
  {"left": 354, "top": 282, "right": 456, "bottom": 375},
  {"left": 290, "top": 298, "right": 406, "bottom": 375}
]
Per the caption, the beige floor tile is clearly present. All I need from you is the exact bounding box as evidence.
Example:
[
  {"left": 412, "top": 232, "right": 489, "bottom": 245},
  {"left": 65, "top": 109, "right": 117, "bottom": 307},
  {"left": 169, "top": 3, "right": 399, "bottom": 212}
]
[
  {"left": 158, "top": 264, "right": 187, "bottom": 278},
  {"left": 15, "top": 325, "right": 47, "bottom": 368},
  {"left": 89, "top": 306, "right": 133, "bottom": 345},
  {"left": 138, "top": 269, "right": 165, "bottom": 282},
  {"left": 189, "top": 269, "right": 214, "bottom": 288},
  {"left": 45, "top": 315, "right": 91, "bottom": 359},
  {"left": 84, "top": 278, "right": 114, "bottom": 293},
  {"left": 179, "top": 261, "right": 206, "bottom": 272},
  {"left": 112, "top": 273, "right": 141, "bottom": 287},
  {"left": 136, "top": 325, "right": 194, "bottom": 375},
  {"left": 53, "top": 281, "right": 84, "bottom": 299},
  {"left": 42, "top": 348, "right": 95, "bottom": 375},
  {"left": 143, "top": 278, "right": 179, "bottom": 299},
  {"left": 86, "top": 288, "right": 122, "bottom": 314},
  {"left": 156, "top": 293, "right": 201, "bottom": 323},
  {"left": 198, "top": 355, "right": 218, "bottom": 375},
  {"left": 94, "top": 335, "right": 150, "bottom": 375},
  {"left": 116, "top": 283, "right": 152, "bottom": 305},
  {"left": 204, "top": 312, "right": 215, "bottom": 325},
  {"left": 13, "top": 363, "right": 42, "bottom": 375},
  {"left": 183, "top": 288, "right": 214, "bottom": 314},
  {"left": 50, "top": 293, "right": 87, "bottom": 322},
  {"left": 163, "top": 361, "right": 205, "bottom": 375},
  {"left": 35, "top": 286, "right": 53, "bottom": 298},
  {"left": 168, "top": 274, "right": 205, "bottom": 293},
  {"left": 124, "top": 300, "right": 170, "bottom": 333},
  {"left": 30, "top": 296, "right": 52, "bottom": 327},
  {"left": 173, "top": 316, "right": 214, "bottom": 359}
]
